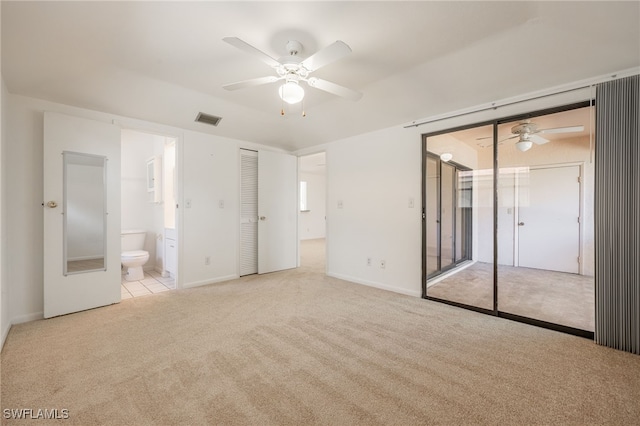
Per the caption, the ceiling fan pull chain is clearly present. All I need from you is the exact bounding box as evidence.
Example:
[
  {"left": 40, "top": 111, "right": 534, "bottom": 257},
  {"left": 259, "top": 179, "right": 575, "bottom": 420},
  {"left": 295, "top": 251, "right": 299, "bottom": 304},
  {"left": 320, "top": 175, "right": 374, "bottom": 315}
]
[{"left": 281, "top": 91, "right": 285, "bottom": 116}]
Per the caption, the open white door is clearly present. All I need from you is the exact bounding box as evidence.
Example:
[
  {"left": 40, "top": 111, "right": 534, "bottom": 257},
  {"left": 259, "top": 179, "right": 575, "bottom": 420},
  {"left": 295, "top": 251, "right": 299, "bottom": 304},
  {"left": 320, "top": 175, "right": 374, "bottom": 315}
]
[
  {"left": 43, "top": 112, "right": 121, "bottom": 318},
  {"left": 517, "top": 165, "right": 580, "bottom": 274},
  {"left": 258, "top": 150, "right": 298, "bottom": 274}
]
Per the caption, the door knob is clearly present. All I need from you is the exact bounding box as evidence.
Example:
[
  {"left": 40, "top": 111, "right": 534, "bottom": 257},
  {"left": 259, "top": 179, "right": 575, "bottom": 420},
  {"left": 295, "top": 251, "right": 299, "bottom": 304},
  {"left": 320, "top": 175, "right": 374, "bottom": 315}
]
[
  {"left": 259, "top": 216, "right": 266, "bottom": 221},
  {"left": 518, "top": 222, "right": 525, "bottom": 226},
  {"left": 46, "top": 201, "right": 58, "bottom": 208}
]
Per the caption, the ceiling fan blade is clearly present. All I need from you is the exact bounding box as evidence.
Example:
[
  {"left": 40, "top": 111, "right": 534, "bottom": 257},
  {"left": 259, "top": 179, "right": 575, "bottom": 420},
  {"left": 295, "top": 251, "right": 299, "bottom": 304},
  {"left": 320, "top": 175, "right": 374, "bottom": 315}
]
[
  {"left": 499, "top": 134, "right": 519, "bottom": 144},
  {"left": 530, "top": 134, "right": 549, "bottom": 145},
  {"left": 222, "top": 76, "right": 280, "bottom": 91},
  {"left": 223, "top": 37, "right": 281, "bottom": 68},
  {"left": 538, "top": 125, "right": 584, "bottom": 134},
  {"left": 301, "top": 41, "right": 352, "bottom": 72},
  {"left": 306, "top": 77, "right": 362, "bottom": 101}
]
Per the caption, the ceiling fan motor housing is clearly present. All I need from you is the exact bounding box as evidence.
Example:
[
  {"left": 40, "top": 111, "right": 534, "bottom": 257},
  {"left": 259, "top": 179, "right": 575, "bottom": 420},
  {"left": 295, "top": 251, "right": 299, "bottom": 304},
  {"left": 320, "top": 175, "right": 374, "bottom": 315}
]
[
  {"left": 285, "top": 40, "right": 303, "bottom": 56},
  {"left": 511, "top": 121, "right": 539, "bottom": 135}
]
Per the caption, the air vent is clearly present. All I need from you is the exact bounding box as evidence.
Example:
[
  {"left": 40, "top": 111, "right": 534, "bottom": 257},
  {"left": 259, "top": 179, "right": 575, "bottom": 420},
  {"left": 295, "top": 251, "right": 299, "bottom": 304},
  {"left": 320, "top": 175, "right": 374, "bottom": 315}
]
[{"left": 195, "top": 112, "right": 222, "bottom": 127}]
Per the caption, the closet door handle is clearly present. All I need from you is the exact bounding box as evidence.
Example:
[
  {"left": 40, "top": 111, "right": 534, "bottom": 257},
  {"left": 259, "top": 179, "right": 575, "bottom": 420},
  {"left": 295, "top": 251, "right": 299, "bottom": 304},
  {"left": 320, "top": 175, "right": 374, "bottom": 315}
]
[{"left": 518, "top": 222, "right": 525, "bottom": 226}]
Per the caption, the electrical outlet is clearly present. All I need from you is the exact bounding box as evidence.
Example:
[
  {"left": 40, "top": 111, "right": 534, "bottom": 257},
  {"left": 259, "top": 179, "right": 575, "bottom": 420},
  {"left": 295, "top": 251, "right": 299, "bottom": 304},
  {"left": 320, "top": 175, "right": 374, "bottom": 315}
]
[
  {"left": 337, "top": 200, "right": 344, "bottom": 209},
  {"left": 367, "top": 257, "right": 372, "bottom": 266},
  {"left": 380, "top": 260, "right": 386, "bottom": 269},
  {"left": 205, "top": 256, "right": 211, "bottom": 265}
]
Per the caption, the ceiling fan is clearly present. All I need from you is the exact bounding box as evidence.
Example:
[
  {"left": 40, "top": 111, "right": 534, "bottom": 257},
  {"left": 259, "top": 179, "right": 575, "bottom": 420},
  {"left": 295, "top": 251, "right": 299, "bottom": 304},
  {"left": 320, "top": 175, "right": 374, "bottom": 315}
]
[
  {"left": 477, "top": 120, "right": 584, "bottom": 151},
  {"left": 221, "top": 37, "right": 363, "bottom": 105}
]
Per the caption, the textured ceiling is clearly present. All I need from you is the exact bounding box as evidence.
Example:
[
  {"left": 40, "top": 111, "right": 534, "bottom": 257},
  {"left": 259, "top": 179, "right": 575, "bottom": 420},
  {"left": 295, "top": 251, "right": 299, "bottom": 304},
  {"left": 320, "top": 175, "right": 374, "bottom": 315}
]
[{"left": 2, "top": 1, "right": 639, "bottom": 152}]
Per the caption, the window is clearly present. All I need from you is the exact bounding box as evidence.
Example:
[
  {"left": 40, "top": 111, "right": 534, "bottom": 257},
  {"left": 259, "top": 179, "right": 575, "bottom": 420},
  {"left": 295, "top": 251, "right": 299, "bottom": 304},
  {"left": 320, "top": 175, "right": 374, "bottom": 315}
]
[{"left": 300, "top": 181, "right": 309, "bottom": 211}]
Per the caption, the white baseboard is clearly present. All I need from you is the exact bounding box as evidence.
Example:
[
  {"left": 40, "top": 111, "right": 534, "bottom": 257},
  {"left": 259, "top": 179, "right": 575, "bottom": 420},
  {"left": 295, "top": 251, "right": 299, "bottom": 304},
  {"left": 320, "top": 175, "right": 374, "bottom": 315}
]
[
  {"left": 153, "top": 266, "right": 167, "bottom": 276},
  {"left": 1, "top": 322, "right": 11, "bottom": 352},
  {"left": 327, "top": 272, "right": 421, "bottom": 298},
  {"left": 182, "top": 274, "right": 239, "bottom": 289},
  {"left": 12, "top": 311, "right": 44, "bottom": 325}
]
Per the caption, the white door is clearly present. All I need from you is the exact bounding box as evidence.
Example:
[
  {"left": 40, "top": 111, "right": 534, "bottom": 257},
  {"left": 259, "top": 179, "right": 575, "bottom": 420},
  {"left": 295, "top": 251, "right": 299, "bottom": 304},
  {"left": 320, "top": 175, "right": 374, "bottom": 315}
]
[
  {"left": 257, "top": 150, "right": 298, "bottom": 274},
  {"left": 43, "top": 112, "right": 121, "bottom": 318},
  {"left": 517, "top": 165, "right": 580, "bottom": 274}
]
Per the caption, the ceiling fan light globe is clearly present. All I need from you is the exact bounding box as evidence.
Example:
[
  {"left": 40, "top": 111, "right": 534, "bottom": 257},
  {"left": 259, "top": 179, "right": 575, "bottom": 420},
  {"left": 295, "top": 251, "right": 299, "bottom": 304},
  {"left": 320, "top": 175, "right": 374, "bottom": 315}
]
[
  {"left": 515, "top": 140, "right": 533, "bottom": 152},
  {"left": 279, "top": 82, "right": 305, "bottom": 104}
]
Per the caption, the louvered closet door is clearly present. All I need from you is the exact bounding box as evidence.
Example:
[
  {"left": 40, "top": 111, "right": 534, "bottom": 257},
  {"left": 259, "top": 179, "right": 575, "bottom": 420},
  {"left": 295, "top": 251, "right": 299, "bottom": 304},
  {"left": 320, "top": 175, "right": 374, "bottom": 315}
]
[{"left": 240, "top": 149, "right": 258, "bottom": 276}]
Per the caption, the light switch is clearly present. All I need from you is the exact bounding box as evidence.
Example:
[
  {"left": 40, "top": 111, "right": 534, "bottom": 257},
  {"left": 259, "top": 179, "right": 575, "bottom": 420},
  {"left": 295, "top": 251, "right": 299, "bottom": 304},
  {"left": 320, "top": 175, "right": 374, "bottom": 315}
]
[
  {"left": 219, "top": 200, "right": 224, "bottom": 209},
  {"left": 408, "top": 198, "right": 415, "bottom": 208},
  {"left": 185, "top": 199, "right": 192, "bottom": 208}
]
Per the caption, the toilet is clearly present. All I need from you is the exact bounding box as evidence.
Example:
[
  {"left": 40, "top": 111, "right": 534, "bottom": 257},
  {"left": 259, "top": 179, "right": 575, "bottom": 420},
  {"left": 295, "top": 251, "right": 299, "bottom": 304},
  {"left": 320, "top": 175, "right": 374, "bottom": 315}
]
[{"left": 121, "top": 230, "right": 150, "bottom": 281}]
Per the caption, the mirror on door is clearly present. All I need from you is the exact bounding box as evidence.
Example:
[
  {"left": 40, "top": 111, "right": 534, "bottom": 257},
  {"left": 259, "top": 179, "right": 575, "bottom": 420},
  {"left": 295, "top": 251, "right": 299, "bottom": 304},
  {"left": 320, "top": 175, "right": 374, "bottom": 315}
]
[{"left": 63, "top": 151, "right": 107, "bottom": 275}]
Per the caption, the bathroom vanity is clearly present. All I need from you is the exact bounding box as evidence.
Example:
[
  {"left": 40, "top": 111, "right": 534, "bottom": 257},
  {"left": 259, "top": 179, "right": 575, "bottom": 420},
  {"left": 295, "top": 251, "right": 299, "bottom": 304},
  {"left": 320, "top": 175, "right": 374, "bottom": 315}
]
[{"left": 164, "top": 228, "right": 177, "bottom": 278}]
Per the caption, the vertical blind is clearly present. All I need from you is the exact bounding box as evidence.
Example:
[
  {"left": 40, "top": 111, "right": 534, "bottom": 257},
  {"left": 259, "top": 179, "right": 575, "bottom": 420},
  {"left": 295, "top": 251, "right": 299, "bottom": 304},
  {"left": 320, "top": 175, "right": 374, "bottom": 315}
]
[{"left": 595, "top": 74, "right": 640, "bottom": 354}]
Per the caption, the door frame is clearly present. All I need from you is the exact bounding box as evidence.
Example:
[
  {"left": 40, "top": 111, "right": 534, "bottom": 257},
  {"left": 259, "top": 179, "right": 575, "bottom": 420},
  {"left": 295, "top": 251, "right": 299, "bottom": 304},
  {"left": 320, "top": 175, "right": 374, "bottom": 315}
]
[
  {"left": 424, "top": 151, "right": 473, "bottom": 280},
  {"left": 237, "top": 148, "right": 299, "bottom": 277},
  {"left": 421, "top": 100, "right": 595, "bottom": 339},
  {"left": 117, "top": 120, "right": 184, "bottom": 290},
  {"left": 297, "top": 151, "right": 328, "bottom": 271},
  {"left": 512, "top": 162, "right": 585, "bottom": 274}
]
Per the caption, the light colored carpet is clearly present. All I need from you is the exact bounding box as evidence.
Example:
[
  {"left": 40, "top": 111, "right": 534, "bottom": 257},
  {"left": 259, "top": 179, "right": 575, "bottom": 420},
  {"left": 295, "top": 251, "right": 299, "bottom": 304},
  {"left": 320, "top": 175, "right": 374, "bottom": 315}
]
[
  {"left": 428, "top": 262, "right": 594, "bottom": 331},
  {"left": 2, "top": 239, "right": 639, "bottom": 425}
]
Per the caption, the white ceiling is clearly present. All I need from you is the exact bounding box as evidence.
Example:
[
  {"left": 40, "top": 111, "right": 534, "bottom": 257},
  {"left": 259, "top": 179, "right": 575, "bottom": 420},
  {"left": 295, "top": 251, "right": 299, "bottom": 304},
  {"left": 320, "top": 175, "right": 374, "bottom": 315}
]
[
  {"left": 2, "top": 1, "right": 639, "bottom": 152},
  {"left": 299, "top": 152, "right": 326, "bottom": 174}
]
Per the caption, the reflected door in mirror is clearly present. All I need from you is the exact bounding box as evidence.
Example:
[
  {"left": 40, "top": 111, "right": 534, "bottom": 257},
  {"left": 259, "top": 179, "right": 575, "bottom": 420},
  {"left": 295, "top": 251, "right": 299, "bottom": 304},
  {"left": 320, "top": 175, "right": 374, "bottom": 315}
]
[{"left": 63, "top": 151, "right": 107, "bottom": 275}]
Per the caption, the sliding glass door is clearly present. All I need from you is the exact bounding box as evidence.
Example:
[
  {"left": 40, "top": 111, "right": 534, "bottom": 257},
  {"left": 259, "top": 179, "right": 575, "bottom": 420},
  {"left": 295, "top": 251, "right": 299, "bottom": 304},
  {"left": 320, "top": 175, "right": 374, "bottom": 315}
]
[
  {"left": 422, "top": 103, "right": 595, "bottom": 336},
  {"left": 425, "top": 156, "right": 439, "bottom": 276},
  {"left": 496, "top": 106, "right": 595, "bottom": 333},
  {"left": 424, "top": 124, "right": 493, "bottom": 311},
  {"left": 425, "top": 154, "right": 472, "bottom": 279}
]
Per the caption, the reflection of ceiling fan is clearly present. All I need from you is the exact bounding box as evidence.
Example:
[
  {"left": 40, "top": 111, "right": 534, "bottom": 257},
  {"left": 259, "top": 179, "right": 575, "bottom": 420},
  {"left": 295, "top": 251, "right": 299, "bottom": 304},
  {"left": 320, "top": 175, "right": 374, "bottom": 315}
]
[
  {"left": 477, "top": 120, "right": 584, "bottom": 151},
  {"left": 221, "top": 37, "right": 363, "bottom": 105}
]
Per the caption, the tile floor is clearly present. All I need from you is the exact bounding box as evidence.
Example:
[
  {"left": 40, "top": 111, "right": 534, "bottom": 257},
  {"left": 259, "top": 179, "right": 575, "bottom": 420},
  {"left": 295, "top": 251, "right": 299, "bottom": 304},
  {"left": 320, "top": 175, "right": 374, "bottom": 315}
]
[{"left": 121, "top": 270, "right": 176, "bottom": 299}]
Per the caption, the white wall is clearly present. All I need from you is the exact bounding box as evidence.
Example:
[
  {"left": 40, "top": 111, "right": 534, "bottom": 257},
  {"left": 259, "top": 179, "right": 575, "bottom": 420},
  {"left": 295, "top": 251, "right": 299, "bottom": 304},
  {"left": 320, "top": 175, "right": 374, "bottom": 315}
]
[
  {"left": 5, "top": 95, "right": 46, "bottom": 324},
  {"left": 1, "top": 26, "right": 10, "bottom": 349},
  {"left": 1, "top": 9, "right": 10, "bottom": 351},
  {"left": 299, "top": 171, "right": 326, "bottom": 240},
  {"left": 326, "top": 126, "right": 423, "bottom": 297},
  {"left": 3, "top": 93, "right": 284, "bottom": 324},
  {"left": 323, "top": 89, "right": 596, "bottom": 299},
  {"left": 1, "top": 77, "right": 600, "bottom": 329},
  {"left": 180, "top": 130, "right": 242, "bottom": 288}
]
